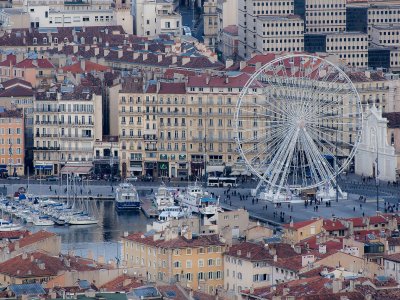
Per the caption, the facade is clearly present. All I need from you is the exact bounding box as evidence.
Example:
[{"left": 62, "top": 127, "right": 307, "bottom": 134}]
[
  {"left": 220, "top": 25, "right": 239, "bottom": 59},
  {"left": 355, "top": 106, "right": 397, "bottom": 182},
  {"left": 256, "top": 15, "right": 304, "bottom": 53},
  {"left": 371, "top": 25, "right": 400, "bottom": 47},
  {"left": 325, "top": 32, "right": 368, "bottom": 67},
  {"left": 238, "top": 0, "right": 294, "bottom": 58},
  {"left": 0, "top": 8, "right": 30, "bottom": 29},
  {"left": 121, "top": 231, "right": 225, "bottom": 294},
  {"left": 12, "top": 0, "right": 115, "bottom": 29},
  {"left": 224, "top": 242, "right": 274, "bottom": 296},
  {"left": 304, "top": 0, "right": 346, "bottom": 33},
  {"left": 33, "top": 85, "right": 102, "bottom": 177},
  {"left": 283, "top": 219, "right": 324, "bottom": 244},
  {"left": 203, "top": 0, "right": 219, "bottom": 51},
  {"left": 0, "top": 108, "right": 24, "bottom": 176},
  {"left": 133, "top": 0, "right": 182, "bottom": 38},
  {"left": 217, "top": 0, "right": 238, "bottom": 46}
]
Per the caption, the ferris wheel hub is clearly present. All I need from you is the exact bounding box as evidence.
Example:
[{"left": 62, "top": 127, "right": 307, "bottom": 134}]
[{"left": 297, "top": 119, "right": 306, "bottom": 129}]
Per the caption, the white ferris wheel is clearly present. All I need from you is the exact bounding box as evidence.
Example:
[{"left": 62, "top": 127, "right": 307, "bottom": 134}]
[{"left": 234, "top": 54, "right": 363, "bottom": 202}]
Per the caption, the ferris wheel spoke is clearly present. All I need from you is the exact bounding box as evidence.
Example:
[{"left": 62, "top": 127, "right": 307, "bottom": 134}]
[{"left": 305, "top": 125, "right": 355, "bottom": 156}]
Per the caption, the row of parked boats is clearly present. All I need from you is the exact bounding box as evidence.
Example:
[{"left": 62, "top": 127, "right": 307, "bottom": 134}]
[{"left": 0, "top": 189, "right": 99, "bottom": 231}]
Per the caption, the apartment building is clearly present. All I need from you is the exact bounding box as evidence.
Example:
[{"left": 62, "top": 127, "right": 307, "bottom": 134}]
[
  {"left": 12, "top": 0, "right": 115, "bottom": 29},
  {"left": 305, "top": 31, "right": 368, "bottom": 67},
  {"left": 121, "top": 230, "right": 225, "bottom": 294},
  {"left": 203, "top": 0, "right": 219, "bottom": 51},
  {"left": 216, "top": 0, "right": 238, "bottom": 47},
  {"left": 256, "top": 15, "right": 304, "bottom": 53},
  {"left": 0, "top": 108, "right": 24, "bottom": 177},
  {"left": 220, "top": 25, "right": 239, "bottom": 59},
  {"left": 304, "top": 0, "right": 346, "bottom": 33},
  {"left": 33, "top": 85, "right": 102, "bottom": 177},
  {"left": 370, "top": 25, "right": 400, "bottom": 47},
  {"left": 116, "top": 73, "right": 262, "bottom": 179},
  {"left": 238, "top": 0, "right": 294, "bottom": 58},
  {"left": 133, "top": 0, "right": 182, "bottom": 38}
]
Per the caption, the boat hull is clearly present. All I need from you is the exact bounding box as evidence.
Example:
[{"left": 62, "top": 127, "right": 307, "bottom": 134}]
[{"left": 115, "top": 201, "right": 141, "bottom": 210}]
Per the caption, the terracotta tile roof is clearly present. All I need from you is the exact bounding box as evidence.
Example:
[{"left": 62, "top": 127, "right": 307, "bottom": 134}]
[
  {"left": 353, "top": 229, "right": 382, "bottom": 242},
  {"left": 0, "top": 78, "right": 32, "bottom": 89},
  {"left": 0, "top": 54, "right": 16, "bottom": 67},
  {"left": 163, "top": 68, "right": 196, "bottom": 79},
  {"left": 300, "top": 265, "right": 335, "bottom": 278},
  {"left": 384, "top": 253, "right": 400, "bottom": 263},
  {"left": 8, "top": 230, "right": 56, "bottom": 252},
  {"left": 100, "top": 275, "right": 142, "bottom": 292},
  {"left": 273, "top": 243, "right": 299, "bottom": 258},
  {"left": 323, "top": 219, "right": 347, "bottom": 231},
  {"left": 15, "top": 59, "right": 54, "bottom": 69},
  {"left": 0, "top": 86, "right": 34, "bottom": 97},
  {"left": 0, "top": 251, "right": 105, "bottom": 278},
  {"left": 302, "top": 292, "right": 365, "bottom": 300},
  {"left": 226, "top": 242, "right": 273, "bottom": 261},
  {"left": 158, "top": 82, "right": 186, "bottom": 94},
  {"left": 283, "top": 219, "right": 319, "bottom": 230},
  {"left": 123, "top": 232, "right": 224, "bottom": 249},
  {"left": 187, "top": 73, "right": 261, "bottom": 88},
  {"left": 246, "top": 53, "right": 276, "bottom": 65},
  {"left": 273, "top": 255, "right": 303, "bottom": 272},
  {"left": 0, "top": 230, "right": 28, "bottom": 240},
  {"left": 60, "top": 61, "right": 110, "bottom": 74}
]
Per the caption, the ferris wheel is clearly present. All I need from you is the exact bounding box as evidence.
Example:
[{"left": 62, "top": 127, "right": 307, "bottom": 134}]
[{"left": 234, "top": 54, "right": 363, "bottom": 202}]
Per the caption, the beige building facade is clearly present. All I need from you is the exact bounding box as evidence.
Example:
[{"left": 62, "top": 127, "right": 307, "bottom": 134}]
[
  {"left": 305, "top": 0, "right": 346, "bottom": 33},
  {"left": 326, "top": 32, "right": 368, "bottom": 67}
]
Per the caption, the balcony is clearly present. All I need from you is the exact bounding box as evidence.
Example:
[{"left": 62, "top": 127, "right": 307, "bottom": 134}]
[
  {"left": 35, "top": 134, "right": 58, "bottom": 138},
  {"left": 145, "top": 148, "right": 157, "bottom": 151},
  {"left": 32, "top": 146, "right": 60, "bottom": 151},
  {"left": 94, "top": 156, "right": 120, "bottom": 162}
]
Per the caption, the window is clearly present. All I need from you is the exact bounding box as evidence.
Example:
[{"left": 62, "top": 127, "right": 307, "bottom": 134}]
[
  {"left": 198, "top": 259, "right": 204, "bottom": 267},
  {"left": 208, "top": 259, "right": 214, "bottom": 266},
  {"left": 173, "top": 261, "right": 181, "bottom": 268},
  {"left": 186, "top": 260, "right": 192, "bottom": 268}
]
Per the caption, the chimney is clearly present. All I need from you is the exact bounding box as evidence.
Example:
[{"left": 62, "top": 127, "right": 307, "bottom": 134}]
[
  {"left": 225, "top": 58, "right": 234, "bottom": 69},
  {"left": 123, "top": 231, "right": 129, "bottom": 237},
  {"left": 144, "top": 42, "right": 148, "bottom": 51},
  {"left": 38, "top": 262, "right": 46, "bottom": 270},
  {"left": 143, "top": 53, "right": 148, "bottom": 61},
  {"left": 225, "top": 77, "right": 229, "bottom": 84},
  {"left": 172, "top": 55, "right": 177, "bottom": 64},
  {"left": 237, "top": 250, "right": 241, "bottom": 256},
  {"left": 85, "top": 45, "right": 90, "bottom": 51},
  {"left": 247, "top": 252, "right": 251, "bottom": 258},
  {"left": 118, "top": 49, "right": 123, "bottom": 59},
  {"left": 183, "top": 229, "right": 192, "bottom": 240},
  {"left": 239, "top": 61, "right": 247, "bottom": 70},
  {"left": 73, "top": 45, "right": 78, "bottom": 54},
  {"left": 98, "top": 255, "right": 105, "bottom": 264},
  {"left": 182, "top": 56, "right": 190, "bottom": 65},
  {"left": 294, "top": 245, "right": 301, "bottom": 254},
  {"left": 332, "top": 279, "right": 343, "bottom": 293},
  {"left": 133, "top": 52, "right": 139, "bottom": 60},
  {"left": 22, "top": 252, "right": 27, "bottom": 260},
  {"left": 104, "top": 49, "right": 110, "bottom": 56},
  {"left": 206, "top": 76, "right": 210, "bottom": 85},
  {"left": 15, "top": 241, "right": 19, "bottom": 250},
  {"left": 122, "top": 278, "right": 132, "bottom": 287},
  {"left": 80, "top": 60, "right": 86, "bottom": 72},
  {"left": 94, "top": 47, "right": 99, "bottom": 56},
  {"left": 283, "top": 288, "right": 289, "bottom": 296},
  {"left": 273, "top": 254, "right": 277, "bottom": 262},
  {"left": 319, "top": 244, "right": 327, "bottom": 254},
  {"left": 30, "top": 255, "right": 34, "bottom": 262},
  {"left": 157, "top": 54, "right": 162, "bottom": 63},
  {"left": 255, "top": 62, "right": 262, "bottom": 70},
  {"left": 63, "top": 258, "right": 71, "bottom": 268},
  {"left": 87, "top": 250, "right": 93, "bottom": 260}
]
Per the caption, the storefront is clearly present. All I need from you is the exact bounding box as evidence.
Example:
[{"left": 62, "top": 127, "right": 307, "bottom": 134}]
[
  {"left": 177, "top": 154, "right": 188, "bottom": 180},
  {"left": 0, "top": 164, "right": 8, "bottom": 178},
  {"left": 34, "top": 164, "right": 53, "bottom": 177},
  {"left": 144, "top": 162, "right": 156, "bottom": 177},
  {"left": 158, "top": 154, "right": 169, "bottom": 177}
]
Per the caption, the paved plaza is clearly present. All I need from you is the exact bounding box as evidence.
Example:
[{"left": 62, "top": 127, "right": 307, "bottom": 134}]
[{"left": 1, "top": 173, "right": 399, "bottom": 226}]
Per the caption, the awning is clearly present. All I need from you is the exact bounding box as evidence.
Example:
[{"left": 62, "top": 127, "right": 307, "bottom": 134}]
[
  {"left": 61, "top": 165, "right": 92, "bottom": 175},
  {"left": 35, "top": 165, "right": 52, "bottom": 170},
  {"left": 131, "top": 167, "right": 142, "bottom": 172},
  {"left": 230, "top": 171, "right": 240, "bottom": 176},
  {"left": 206, "top": 166, "right": 225, "bottom": 173}
]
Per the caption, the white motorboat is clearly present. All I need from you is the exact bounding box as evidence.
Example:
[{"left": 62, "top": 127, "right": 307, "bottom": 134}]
[
  {"left": 153, "top": 184, "right": 175, "bottom": 211},
  {"left": 32, "top": 216, "right": 54, "bottom": 226},
  {"left": 147, "top": 206, "right": 188, "bottom": 232},
  {"left": 115, "top": 183, "right": 141, "bottom": 210},
  {"left": 177, "top": 182, "right": 222, "bottom": 214},
  {"left": 0, "top": 219, "right": 23, "bottom": 231},
  {"left": 67, "top": 215, "right": 99, "bottom": 225}
]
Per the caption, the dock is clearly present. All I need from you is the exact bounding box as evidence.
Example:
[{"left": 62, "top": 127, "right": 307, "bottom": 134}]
[{"left": 141, "top": 197, "right": 159, "bottom": 218}]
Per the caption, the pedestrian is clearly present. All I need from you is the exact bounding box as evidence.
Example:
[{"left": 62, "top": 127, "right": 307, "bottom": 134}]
[
  {"left": 353, "top": 207, "right": 356, "bottom": 211},
  {"left": 252, "top": 198, "right": 254, "bottom": 205},
  {"left": 230, "top": 201, "right": 232, "bottom": 206},
  {"left": 55, "top": 190, "right": 57, "bottom": 194},
  {"left": 360, "top": 203, "right": 362, "bottom": 209},
  {"left": 49, "top": 185, "right": 52, "bottom": 191},
  {"left": 265, "top": 204, "right": 268, "bottom": 210},
  {"left": 112, "top": 186, "right": 114, "bottom": 192}
]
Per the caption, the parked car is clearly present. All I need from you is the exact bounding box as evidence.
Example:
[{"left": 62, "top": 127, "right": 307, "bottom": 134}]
[
  {"left": 126, "top": 176, "right": 138, "bottom": 182},
  {"left": 46, "top": 176, "right": 59, "bottom": 182},
  {"left": 7, "top": 176, "right": 20, "bottom": 180},
  {"left": 142, "top": 174, "right": 153, "bottom": 182}
]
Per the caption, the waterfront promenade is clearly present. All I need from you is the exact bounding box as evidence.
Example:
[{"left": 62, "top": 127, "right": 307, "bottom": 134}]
[{"left": 1, "top": 173, "right": 399, "bottom": 225}]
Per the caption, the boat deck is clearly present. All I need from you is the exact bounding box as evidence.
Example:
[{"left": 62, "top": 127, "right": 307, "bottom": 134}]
[{"left": 141, "top": 198, "right": 159, "bottom": 218}]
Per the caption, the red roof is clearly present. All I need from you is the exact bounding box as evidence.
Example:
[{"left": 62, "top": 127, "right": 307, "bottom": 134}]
[
  {"left": 323, "top": 219, "right": 347, "bottom": 231},
  {"left": 226, "top": 242, "right": 273, "bottom": 261},
  {"left": 163, "top": 68, "right": 196, "bottom": 79},
  {"left": 158, "top": 82, "right": 186, "bottom": 94},
  {"left": 60, "top": 60, "right": 110, "bottom": 74},
  {"left": 100, "top": 275, "right": 142, "bottom": 292},
  {"left": 0, "top": 86, "right": 34, "bottom": 97},
  {"left": 15, "top": 58, "right": 54, "bottom": 69},
  {"left": 187, "top": 73, "right": 262, "bottom": 88},
  {"left": 8, "top": 230, "right": 56, "bottom": 252},
  {"left": 222, "top": 25, "right": 238, "bottom": 35},
  {"left": 0, "top": 230, "right": 28, "bottom": 240},
  {"left": 283, "top": 219, "right": 320, "bottom": 230},
  {"left": 0, "top": 54, "right": 16, "bottom": 67},
  {"left": 1, "top": 78, "right": 32, "bottom": 89},
  {"left": 0, "top": 251, "right": 106, "bottom": 278},
  {"left": 246, "top": 53, "right": 276, "bottom": 65}
]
